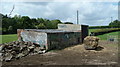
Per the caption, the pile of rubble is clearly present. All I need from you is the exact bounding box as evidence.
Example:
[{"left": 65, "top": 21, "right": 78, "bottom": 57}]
[
  {"left": 0, "top": 41, "right": 46, "bottom": 62},
  {"left": 83, "top": 36, "right": 100, "bottom": 50}
]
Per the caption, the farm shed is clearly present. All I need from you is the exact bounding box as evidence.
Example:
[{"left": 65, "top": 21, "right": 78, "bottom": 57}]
[{"left": 17, "top": 24, "right": 88, "bottom": 50}]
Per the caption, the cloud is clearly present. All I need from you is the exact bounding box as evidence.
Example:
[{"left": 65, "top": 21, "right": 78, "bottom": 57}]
[
  {"left": 1, "top": 0, "right": 119, "bottom": 2},
  {"left": 0, "top": 1, "right": 118, "bottom": 26},
  {"left": 23, "top": 2, "right": 49, "bottom": 6}
]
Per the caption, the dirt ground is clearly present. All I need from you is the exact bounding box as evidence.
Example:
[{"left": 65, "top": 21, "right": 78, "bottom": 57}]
[{"left": 1, "top": 40, "right": 118, "bottom": 66}]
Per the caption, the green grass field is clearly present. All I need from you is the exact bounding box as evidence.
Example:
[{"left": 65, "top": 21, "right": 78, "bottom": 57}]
[
  {"left": 97, "top": 31, "right": 119, "bottom": 40},
  {"left": 89, "top": 29, "right": 120, "bottom": 40},
  {"left": 0, "top": 34, "right": 18, "bottom": 44},
  {"left": 0, "top": 29, "right": 119, "bottom": 44}
]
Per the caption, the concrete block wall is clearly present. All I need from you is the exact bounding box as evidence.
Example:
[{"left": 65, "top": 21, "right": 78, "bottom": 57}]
[
  {"left": 47, "top": 32, "right": 81, "bottom": 50},
  {"left": 58, "top": 24, "right": 88, "bottom": 42},
  {"left": 17, "top": 29, "right": 48, "bottom": 50}
]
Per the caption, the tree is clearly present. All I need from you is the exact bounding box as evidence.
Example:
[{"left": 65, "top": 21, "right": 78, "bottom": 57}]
[
  {"left": 37, "top": 18, "right": 44, "bottom": 23},
  {"left": 21, "top": 16, "right": 33, "bottom": 29},
  {"left": 8, "top": 26, "right": 13, "bottom": 33},
  {"left": 43, "top": 19, "right": 51, "bottom": 29},
  {"left": 50, "top": 19, "right": 62, "bottom": 28},
  {"left": 35, "top": 23, "right": 46, "bottom": 29},
  {"left": 1, "top": 13, "right": 68, "bottom": 34},
  {"left": 109, "top": 20, "right": 120, "bottom": 28}
]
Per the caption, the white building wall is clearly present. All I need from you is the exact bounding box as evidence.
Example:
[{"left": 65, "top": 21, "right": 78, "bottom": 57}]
[{"left": 58, "top": 24, "right": 81, "bottom": 31}]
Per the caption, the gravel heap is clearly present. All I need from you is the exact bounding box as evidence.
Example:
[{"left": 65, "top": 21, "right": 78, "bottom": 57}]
[
  {"left": 0, "top": 41, "right": 46, "bottom": 62},
  {"left": 83, "top": 36, "right": 100, "bottom": 50}
]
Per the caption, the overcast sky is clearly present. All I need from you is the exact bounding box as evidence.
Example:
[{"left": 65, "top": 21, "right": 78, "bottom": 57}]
[{"left": 0, "top": 0, "right": 118, "bottom": 26}]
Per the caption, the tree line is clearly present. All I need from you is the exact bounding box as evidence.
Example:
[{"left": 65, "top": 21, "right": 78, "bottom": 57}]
[
  {"left": 1, "top": 13, "right": 119, "bottom": 34},
  {"left": 1, "top": 13, "right": 73, "bottom": 34}
]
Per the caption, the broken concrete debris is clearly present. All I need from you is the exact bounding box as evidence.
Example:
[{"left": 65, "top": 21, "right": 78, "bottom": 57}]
[
  {"left": 83, "top": 36, "right": 99, "bottom": 50},
  {"left": 0, "top": 41, "right": 46, "bottom": 62}
]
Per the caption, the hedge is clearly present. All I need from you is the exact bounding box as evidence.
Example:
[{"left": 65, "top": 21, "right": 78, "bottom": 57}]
[
  {"left": 89, "top": 26, "right": 111, "bottom": 29},
  {"left": 90, "top": 28, "right": 120, "bottom": 36},
  {"left": 89, "top": 26, "right": 120, "bottom": 29}
]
